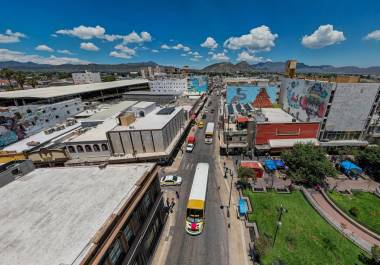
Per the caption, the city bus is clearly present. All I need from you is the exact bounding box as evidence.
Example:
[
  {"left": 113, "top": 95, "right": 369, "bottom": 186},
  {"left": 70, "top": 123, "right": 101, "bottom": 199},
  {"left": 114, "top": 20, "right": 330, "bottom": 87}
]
[
  {"left": 205, "top": 122, "right": 214, "bottom": 144},
  {"left": 185, "top": 163, "right": 209, "bottom": 235}
]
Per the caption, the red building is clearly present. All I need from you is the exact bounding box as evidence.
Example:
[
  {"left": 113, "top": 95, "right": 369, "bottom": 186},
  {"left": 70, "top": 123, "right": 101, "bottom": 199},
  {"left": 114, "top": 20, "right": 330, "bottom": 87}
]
[{"left": 239, "top": 161, "right": 264, "bottom": 178}]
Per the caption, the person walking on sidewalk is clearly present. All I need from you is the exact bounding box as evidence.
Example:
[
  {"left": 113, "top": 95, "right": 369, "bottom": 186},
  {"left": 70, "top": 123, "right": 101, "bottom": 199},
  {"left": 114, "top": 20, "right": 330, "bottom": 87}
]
[{"left": 175, "top": 191, "right": 179, "bottom": 199}]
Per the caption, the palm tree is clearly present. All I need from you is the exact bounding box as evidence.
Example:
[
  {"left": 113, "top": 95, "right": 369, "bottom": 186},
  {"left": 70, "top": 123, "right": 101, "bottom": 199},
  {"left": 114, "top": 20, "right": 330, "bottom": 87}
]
[
  {"left": 28, "top": 74, "right": 39, "bottom": 88},
  {"left": 14, "top": 72, "right": 26, "bottom": 89},
  {"left": 0, "top": 68, "right": 15, "bottom": 88}
]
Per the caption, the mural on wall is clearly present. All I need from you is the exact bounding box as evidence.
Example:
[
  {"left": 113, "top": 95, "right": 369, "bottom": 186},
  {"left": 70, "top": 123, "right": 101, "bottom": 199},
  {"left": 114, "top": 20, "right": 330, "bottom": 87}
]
[
  {"left": 226, "top": 85, "right": 279, "bottom": 105},
  {"left": 189, "top": 76, "right": 208, "bottom": 93},
  {"left": 283, "top": 79, "right": 332, "bottom": 122},
  {"left": 0, "top": 115, "right": 27, "bottom": 148}
]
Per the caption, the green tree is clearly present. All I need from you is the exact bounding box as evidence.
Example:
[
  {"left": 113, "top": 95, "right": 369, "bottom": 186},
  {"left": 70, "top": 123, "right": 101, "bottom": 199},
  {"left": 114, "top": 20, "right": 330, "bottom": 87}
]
[
  {"left": 14, "top": 72, "right": 26, "bottom": 89},
  {"left": 356, "top": 146, "right": 380, "bottom": 182},
  {"left": 0, "top": 68, "right": 15, "bottom": 88},
  {"left": 281, "top": 143, "right": 337, "bottom": 186},
  {"left": 27, "top": 74, "right": 39, "bottom": 88}
]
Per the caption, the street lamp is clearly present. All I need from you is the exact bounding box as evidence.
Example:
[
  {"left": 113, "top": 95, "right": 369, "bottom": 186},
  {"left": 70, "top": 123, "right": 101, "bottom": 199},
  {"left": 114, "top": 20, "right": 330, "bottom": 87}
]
[{"left": 272, "top": 204, "right": 286, "bottom": 247}]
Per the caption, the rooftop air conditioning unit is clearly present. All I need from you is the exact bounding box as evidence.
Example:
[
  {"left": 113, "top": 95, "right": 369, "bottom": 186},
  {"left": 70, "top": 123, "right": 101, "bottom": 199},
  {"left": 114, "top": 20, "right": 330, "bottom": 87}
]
[{"left": 292, "top": 118, "right": 297, "bottom": 122}]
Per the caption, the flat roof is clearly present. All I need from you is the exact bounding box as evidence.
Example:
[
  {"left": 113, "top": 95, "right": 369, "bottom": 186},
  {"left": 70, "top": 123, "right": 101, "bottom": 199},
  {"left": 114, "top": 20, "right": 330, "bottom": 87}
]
[
  {"left": 0, "top": 79, "right": 148, "bottom": 99},
  {"left": 269, "top": 138, "right": 319, "bottom": 148},
  {"left": 124, "top": 91, "right": 182, "bottom": 96},
  {"left": 84, "top": 100, "right": 137, "bottom": 121},
  {"left": 131, "top": 101, "right": 156, "bottom": 109},
  {"left": 67, "top": 118, "right": 118, "bottom": 143},
  {"left": 2, "top": 122, "right": 81, "bottom": 152},
  {"left": 0, "top": 163, "right": 155, "bottom": 265},
  {"left": 257, "top": 108, "right": 295, "bottom": 123},
  {"left": 112, "top": 106, "right": 182, "bottom": 131}
]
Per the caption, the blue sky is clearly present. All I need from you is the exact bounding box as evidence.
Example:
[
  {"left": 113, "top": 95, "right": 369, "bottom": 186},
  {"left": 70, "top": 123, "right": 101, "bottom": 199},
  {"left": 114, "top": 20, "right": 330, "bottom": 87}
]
[{"left": 1, "top": 0, "right": 380, "bottom": 68}]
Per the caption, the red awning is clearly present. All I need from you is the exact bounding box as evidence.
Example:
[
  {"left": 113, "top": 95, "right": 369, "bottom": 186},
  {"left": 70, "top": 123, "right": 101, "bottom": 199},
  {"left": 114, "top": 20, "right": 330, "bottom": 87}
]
[
  {"left": 240, "top": 161, "right": 263, "bottom": 170},
  {"left": 237, "top": 116, "right": 249, "bottom": 123}
]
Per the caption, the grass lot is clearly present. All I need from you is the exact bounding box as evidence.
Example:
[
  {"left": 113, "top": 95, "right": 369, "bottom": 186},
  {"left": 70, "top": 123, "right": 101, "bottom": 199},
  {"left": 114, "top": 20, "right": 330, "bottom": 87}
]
[
  {"left": 327, "top": 191, "right": 380, "bottom": 235},
  {"left": 243, "top": 190, "right": 365, "bottom": 265}
]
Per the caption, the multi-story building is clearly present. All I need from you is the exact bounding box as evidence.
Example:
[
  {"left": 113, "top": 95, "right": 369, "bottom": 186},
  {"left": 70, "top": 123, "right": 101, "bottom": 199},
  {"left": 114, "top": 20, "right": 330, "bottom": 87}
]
[
  {"left": 0, "top": 98, "right": 84, "bottom": 148},
  {"left": 107, "top": 106, "right": 186, "bottom": 161},
  {"left": 0, "top": 163, "right": 166, "bottom": 265},
  {"left": 280, "top": 78, "right": 380, "bottom": 147},
  {"left": 72, "top": 70, "right": 101, "bottom": 84},
  {"left": 149, "top": 78, "right": 188, "bottom": 94}
]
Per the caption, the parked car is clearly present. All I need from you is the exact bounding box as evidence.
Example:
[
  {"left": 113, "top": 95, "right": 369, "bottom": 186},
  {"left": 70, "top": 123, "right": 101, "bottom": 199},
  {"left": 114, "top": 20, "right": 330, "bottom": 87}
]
[
  {"left": 160, "top": 175, "right": 182, "bottom": 186},
  {"left": 210, "top": 109, "right": 215, "bottom": 113}
]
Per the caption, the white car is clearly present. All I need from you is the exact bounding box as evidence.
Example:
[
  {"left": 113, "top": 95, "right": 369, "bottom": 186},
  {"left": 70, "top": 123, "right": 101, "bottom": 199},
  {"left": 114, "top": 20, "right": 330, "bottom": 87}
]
[
  {"left": 160, "top": 175, "right": 182, "bottom": 186},
  {"left": 186, "top": 143, "right": 195, "bottom": 152}
]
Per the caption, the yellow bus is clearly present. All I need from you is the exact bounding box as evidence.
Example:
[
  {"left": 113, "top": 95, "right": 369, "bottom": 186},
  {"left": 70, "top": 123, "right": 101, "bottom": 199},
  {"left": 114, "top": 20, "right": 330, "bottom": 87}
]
[
  {"left": 205, "top": 122, "right": 214, "bottom": 144},
  {"left": 185, "top": 163, "right": 209, "bottom": 235}
]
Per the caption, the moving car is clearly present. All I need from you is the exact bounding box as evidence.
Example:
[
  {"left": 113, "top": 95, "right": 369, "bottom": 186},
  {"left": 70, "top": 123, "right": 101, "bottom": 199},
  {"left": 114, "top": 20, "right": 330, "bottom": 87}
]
[
  {"left": 197, "top": 120, "right": 204, "bottom": 128},
  {"left": 186, "top": 135, "right": 196, "bottom": 152},
  {"left": 160, "top": 175, "right": 182, "bottom": 186}
]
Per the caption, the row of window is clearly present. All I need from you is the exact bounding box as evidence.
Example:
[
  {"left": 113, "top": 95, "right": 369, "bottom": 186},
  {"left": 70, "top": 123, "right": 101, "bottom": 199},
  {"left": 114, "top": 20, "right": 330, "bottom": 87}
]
[
  {"left": 103, "top": 180, "right": 161, "bottom": 265},
  {"left": 67, "top": 144, "right": 109, "bottom": 153}
]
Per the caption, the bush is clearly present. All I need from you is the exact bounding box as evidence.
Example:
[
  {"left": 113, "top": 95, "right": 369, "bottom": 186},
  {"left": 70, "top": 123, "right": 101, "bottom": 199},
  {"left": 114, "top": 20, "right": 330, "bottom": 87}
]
[
  {"left": 349, "top": 207, "right": 359, "bottom": 217},
  {"left": 322, "top": 237, "right": 337, "bottom": 251}
]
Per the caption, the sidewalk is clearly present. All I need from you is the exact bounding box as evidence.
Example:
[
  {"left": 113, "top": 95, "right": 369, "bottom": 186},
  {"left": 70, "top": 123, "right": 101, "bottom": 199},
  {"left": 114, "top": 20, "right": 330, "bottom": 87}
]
[{"left": 215, "top": 138, "right": 251, "bottom": 265}]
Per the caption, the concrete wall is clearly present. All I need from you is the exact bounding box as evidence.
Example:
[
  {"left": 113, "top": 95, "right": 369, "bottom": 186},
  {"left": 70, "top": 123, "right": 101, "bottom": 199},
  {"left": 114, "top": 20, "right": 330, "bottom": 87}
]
[
  {"left": 325, "top": 83, "right": 380, "bottom": 132},
  {"left": 66, "top": 141, "right": 110, "bottom": 159},
  {"left": 0, "top": 160, "right": 35, "bottom": 188}
]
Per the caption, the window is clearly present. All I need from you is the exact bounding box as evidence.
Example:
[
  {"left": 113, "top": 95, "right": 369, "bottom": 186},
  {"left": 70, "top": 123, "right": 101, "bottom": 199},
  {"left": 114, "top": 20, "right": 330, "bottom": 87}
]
[
  {"left": 123, "top": 224, "right": 135, "bottom": 247},
  {"left": 108, "top": 239, "right": 125, "bottom": 265},
  {"left": 93, "top": 144, "right": 100, "bottom": 152},
  {"left": 101, "top": 144, "right": 108, "bottom": 151},
  {"left": 67, "top": 110, "right": 70, "bottom": 114},
  {"left": 85, "top": 145, "right": 93, "bottom": 152},
  {"left": 68, "top": 146, "right": 76, "bottom": 153},
  {"left": 55, "top": 115, "right": 60, "bottom": 119},
  {"left": 77, "top": 145, "right": 84, "bottom": 153}
]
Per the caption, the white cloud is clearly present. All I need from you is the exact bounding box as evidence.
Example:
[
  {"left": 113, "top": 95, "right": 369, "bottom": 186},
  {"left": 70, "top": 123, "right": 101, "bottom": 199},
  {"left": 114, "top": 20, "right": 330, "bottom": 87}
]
[
  {"left": 0, "top": 48, "right": 89, "bottom": 65},
  {"left": 208, "top": 51, "right": 214, "bottom": 55},
  {"left": 161, "top": 43, "right": 190, "bottom": 52},
  {"left": 302, "top": 24, "right": 345, "bottom": 49},
  {"left": 80, "top": 42, "right": 99, "bottom": 51},
  {"left": 190, "top": 57, "right": 199, "bottom": 62},
  {"left": 123, "top": 31, "right": 152, "bottom": 44},
  {"left": 57, "top": 49, "right": 73, "bottom": 55},
  {"left": 51, "top": 33, "right": 58, "bottom": 38},
  {"left": 201, "top": 37, "right": 218, "bottom": 49},
  {"left": 151, "top": 49, "right": 159, "bottom": 53},
  {"left": 237, "top": 51, "right": 267, "bottom": 63},
  {"left": 56, "top": 25, "right": 152, "bottom": 44},
  {"left": 224, "top": 25, "right": 278, "bottom": 51},
  {"left": 109, "top": 51, "right": 132, "bottom": 59},
  {"left": 0, "top": 29, "right": 27, "bottom": 43},
  {"left": 35, "top": 44, "right": 54, "bottom": 52},
  {"left": 364, "top": 30, "right": 380, "bottom": 41},
  {"left": 56, "top": 25, "right": 105, "bottom": 40},
  {"left": 211, "top": 52, "right": 230, "bottom": 62},
  {"left": 181, "top": 53, "right": 187, "bottom": 57},
  {"left": 114, "top": 44, "right": 136, "bottom": 55}
]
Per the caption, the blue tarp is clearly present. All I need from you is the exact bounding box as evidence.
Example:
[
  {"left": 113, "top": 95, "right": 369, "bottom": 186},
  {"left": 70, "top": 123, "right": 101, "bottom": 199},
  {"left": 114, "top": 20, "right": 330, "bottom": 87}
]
[
  {"left": 239, "top": 198, "right": 248, "bottom": 216},
  {"left": 264, "top": 159, "right": 277, "bottom": 171},
  {"left": 273, "top": 159, "right": 285, "bottom": 169},
  {"left": 340, "top": 160, "right": 363, "bottom": 176}
]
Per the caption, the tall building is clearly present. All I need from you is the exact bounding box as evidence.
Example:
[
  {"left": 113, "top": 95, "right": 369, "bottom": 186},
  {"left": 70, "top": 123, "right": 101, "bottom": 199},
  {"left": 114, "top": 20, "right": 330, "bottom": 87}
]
[
  {"left": 72, "top": 71, "right": 101, "bottom": 85},
  {"left": 280, "top": 77, "right": 380, "bottom": 146}
]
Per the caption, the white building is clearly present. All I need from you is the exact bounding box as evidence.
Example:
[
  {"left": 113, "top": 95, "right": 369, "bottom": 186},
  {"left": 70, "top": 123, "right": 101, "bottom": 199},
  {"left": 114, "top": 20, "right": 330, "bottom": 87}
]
[
  {"left": 72, "top": 71, "right": 101, "bottom": 85},
  {"left": 149, "top": 78, "right": 188, "bottom": 94},
  {"left": 107, "top": 106, "right": 186, "bottom": 157}
]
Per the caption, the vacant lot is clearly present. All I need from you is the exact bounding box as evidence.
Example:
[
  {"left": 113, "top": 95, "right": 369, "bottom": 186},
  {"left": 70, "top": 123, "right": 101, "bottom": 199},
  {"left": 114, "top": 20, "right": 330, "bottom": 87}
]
[
  {"left": 328, "top": 191, "right": 380, "bottom": 235},
  {"left": 243, "top": 190, "right": 365, "bottom": 265}
]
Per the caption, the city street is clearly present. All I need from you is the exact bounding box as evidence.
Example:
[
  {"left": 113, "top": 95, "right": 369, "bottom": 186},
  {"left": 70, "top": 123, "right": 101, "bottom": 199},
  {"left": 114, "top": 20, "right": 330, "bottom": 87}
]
[{"left": 164, "top": 91, "right": 229, "bottom": 265}]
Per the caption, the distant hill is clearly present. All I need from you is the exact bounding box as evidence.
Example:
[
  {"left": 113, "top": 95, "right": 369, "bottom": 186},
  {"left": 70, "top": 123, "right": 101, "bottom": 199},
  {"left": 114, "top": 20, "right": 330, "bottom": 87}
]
[
  {"left": 202, "top": 61, "right": 380, "bottom": 75},
  {"left": 0, "top": 61, "right": 173, "bottom": 73}
]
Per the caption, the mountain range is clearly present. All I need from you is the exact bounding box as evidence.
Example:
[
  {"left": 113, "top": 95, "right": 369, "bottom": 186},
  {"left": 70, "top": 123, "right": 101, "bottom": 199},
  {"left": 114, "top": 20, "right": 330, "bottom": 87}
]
[
  {"left": 1, "top": 60, "right": 380, "bottom": 75},
  {"left": 201, "top": 61, "right": 380, "bottom": 75}
]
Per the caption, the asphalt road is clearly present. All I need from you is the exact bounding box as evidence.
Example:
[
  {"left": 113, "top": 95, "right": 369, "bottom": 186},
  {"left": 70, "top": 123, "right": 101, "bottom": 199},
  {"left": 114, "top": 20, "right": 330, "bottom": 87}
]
[{"left": 165, "top": 91, "right": 229, "bottom": 265}]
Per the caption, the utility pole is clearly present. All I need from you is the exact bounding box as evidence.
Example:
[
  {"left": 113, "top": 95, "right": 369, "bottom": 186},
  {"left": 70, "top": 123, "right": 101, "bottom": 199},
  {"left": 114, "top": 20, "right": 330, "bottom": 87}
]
[
  {"left": 273, "top": 204, "right": 286, "bottom": 247},
  {"left": 227, "top": 168, "right": 234, "bottom": 218}
]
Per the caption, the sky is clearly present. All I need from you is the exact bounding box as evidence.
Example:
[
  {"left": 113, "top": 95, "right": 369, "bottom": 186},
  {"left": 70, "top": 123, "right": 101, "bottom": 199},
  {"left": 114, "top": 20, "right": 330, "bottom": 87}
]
[{"left": 1, "top": 0, "right": 380, "bottom": 68}]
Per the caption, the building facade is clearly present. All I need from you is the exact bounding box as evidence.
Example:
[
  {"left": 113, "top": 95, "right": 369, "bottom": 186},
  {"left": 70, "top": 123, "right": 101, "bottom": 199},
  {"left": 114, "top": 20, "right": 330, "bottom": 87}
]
[
  {"left": 280, "top": 78, "right": 380, "bottom": 144},
  {"left": 149, "top": 78, "right": 187, "bottom": 94},
  {"left": 72, "top": 71, "right": 101, "bottom": 84}
]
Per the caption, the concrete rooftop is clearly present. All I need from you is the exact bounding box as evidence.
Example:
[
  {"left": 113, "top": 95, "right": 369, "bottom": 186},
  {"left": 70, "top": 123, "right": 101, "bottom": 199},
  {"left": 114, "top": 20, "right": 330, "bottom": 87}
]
[{"left": 0, "top": 163, "right": 155, "bottom": 265}]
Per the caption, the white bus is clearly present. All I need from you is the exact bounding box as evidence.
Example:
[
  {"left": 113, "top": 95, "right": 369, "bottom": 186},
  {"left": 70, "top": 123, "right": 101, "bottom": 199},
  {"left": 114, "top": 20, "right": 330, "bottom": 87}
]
[
  {"left": 185, "top": 163, "right": 209, "bottom": 235},
  {"left": 205, "top": 122, "right": 214, "bottom": 144}
]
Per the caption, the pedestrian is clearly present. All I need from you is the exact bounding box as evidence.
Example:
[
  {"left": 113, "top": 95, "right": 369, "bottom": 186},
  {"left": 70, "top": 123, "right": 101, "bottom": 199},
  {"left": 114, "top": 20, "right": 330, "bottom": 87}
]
[
  {"left": 175, "top": 191, "right": 179, "bottom": 199},
  {"left": 166, "top": 197, "right": 170, "bottom": 208}
]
